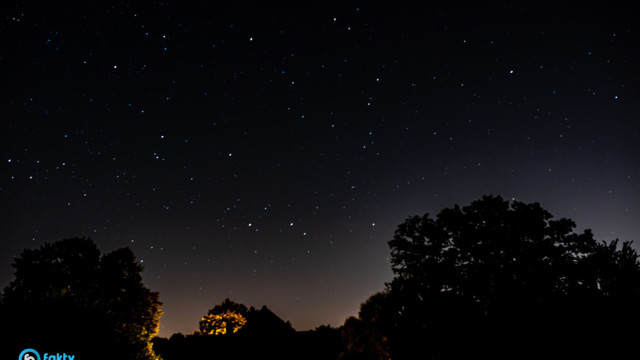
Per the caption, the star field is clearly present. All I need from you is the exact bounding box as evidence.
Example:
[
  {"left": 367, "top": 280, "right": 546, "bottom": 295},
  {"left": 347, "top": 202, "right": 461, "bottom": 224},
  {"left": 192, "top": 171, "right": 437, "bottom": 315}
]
[{"left": 1, "top": 1, "right": 638, "bottom": 336}]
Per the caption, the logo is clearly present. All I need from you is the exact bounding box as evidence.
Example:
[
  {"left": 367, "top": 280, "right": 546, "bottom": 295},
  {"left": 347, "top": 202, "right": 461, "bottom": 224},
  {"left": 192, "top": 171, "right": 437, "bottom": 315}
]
[
  {"left": 19, "top": 349, "right": 40, "bottom": 360},
  {"left": 19, "top": 350, "right": 74, "bottom": 360}
]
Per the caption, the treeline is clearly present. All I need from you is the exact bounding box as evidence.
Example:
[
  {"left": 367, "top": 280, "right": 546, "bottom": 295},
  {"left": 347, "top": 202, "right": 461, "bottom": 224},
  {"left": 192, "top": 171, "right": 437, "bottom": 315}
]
[
  {"left": 153, "top": 300, "right": 343, "bottom": 360},
  {"left": 153, "top": 326, "right": 342, "bottom": 360},
  {"left": 339, "top": 196, "right": 640, "bottom": 359},
  {"left": 2, "top": 196, "right": 640, "bottom": 360}
]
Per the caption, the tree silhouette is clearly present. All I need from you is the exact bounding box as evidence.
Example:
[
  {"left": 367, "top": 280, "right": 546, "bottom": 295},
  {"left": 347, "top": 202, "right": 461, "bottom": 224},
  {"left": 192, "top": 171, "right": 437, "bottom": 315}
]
[
  {"left": 352, "top": 196, "right": 640, "bottom": 359},
  {"left": 339, "top": 292, "right": 391, "bottom": 360},
  {"left": 155, "top": 317, "right": 342, "bottom": 360},
  {"left": 194, "top": 298, "right": 248, "bottom": 335},
  {"left": 0, "top": 237, "right": 162, "bottom": 360}
]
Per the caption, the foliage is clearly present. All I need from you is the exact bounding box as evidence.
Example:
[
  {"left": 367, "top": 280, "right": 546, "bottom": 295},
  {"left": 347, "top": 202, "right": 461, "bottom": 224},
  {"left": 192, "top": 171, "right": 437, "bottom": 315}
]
[
  {"left": 339, "top": 292, "right": 391, "bottom": 360},
  {"left": 348, "top": 196, "right": 640, "bottom": 359},
  {"left": 0, "top": 237, "right": 163, "bottom": 360},
  {"left": 194, "top": 298, "right": 248, "bottom": 335},
  {"left": 155, "top": 321, "right": 342, "bottom": 360}
]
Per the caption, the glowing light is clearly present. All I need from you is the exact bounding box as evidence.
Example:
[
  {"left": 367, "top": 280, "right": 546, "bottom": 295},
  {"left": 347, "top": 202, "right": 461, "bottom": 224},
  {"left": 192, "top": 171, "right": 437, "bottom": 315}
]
[{"left": 195, "top": 311, "right": 247, "bottom": 335}]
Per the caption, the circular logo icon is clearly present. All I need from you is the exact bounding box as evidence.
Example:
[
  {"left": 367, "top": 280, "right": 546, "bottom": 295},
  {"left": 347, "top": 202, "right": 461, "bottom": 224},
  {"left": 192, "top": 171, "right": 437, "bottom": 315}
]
[{"left": 19, "top": 349, "right": 40, "bottom": 360}]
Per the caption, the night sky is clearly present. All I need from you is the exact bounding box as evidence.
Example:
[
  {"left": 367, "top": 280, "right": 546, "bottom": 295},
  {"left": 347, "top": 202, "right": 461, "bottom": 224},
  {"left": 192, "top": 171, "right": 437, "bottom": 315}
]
[{"left": 1, "top": 1, "right": 638, "bottom": 337}]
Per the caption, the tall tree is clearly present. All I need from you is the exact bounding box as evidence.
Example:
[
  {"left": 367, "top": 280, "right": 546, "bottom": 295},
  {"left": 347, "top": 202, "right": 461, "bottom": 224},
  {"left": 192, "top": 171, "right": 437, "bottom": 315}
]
[
  {"left": 0, "top": 237, "right": 162, "bottom": 360},
  {"left": 357, "top": 196, "right": 640, "bottom": 359}
]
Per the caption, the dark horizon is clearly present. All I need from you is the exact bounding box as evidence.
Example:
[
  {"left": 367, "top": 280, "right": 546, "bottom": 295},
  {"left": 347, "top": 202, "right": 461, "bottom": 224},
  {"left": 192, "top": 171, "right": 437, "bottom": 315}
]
[{"left": 1, "top": 1, "right": 638, "bottom": 337}]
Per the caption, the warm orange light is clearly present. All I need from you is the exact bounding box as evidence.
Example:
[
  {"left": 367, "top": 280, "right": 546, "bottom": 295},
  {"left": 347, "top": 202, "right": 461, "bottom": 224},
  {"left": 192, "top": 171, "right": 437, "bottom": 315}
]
[{"left": 195, "top": 310, "right": 247, "bottom": 335}]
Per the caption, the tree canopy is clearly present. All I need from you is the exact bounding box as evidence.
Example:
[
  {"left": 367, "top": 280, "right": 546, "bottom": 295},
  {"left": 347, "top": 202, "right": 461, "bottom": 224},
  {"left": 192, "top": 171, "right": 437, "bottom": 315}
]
[
  {"left": 193, "top": 299, "right": 296, "bottom": 338},
  {"left": 194, "top": 298, "right": 249, "bottom": 335},
  {"left": 0, "top": 237, "right": 162, "bottom": 360},
  {"left": 344, "top": 196, "right": 640, "bottom": 359}
]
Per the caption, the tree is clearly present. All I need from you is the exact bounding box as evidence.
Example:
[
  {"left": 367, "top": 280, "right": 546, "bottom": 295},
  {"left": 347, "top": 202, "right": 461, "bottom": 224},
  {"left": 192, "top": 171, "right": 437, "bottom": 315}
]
[
  {"left": 361, "top": 196, "right": 640, "bottom": 359},
  {"left": 0, "top": 237, "right": 162, "bottom": 360},
  {"left": 194, "top": 298, "right": 248, "bottom": 335},
  {"left": 339, "top": 292, "right": 391, "bottom": 360}
]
